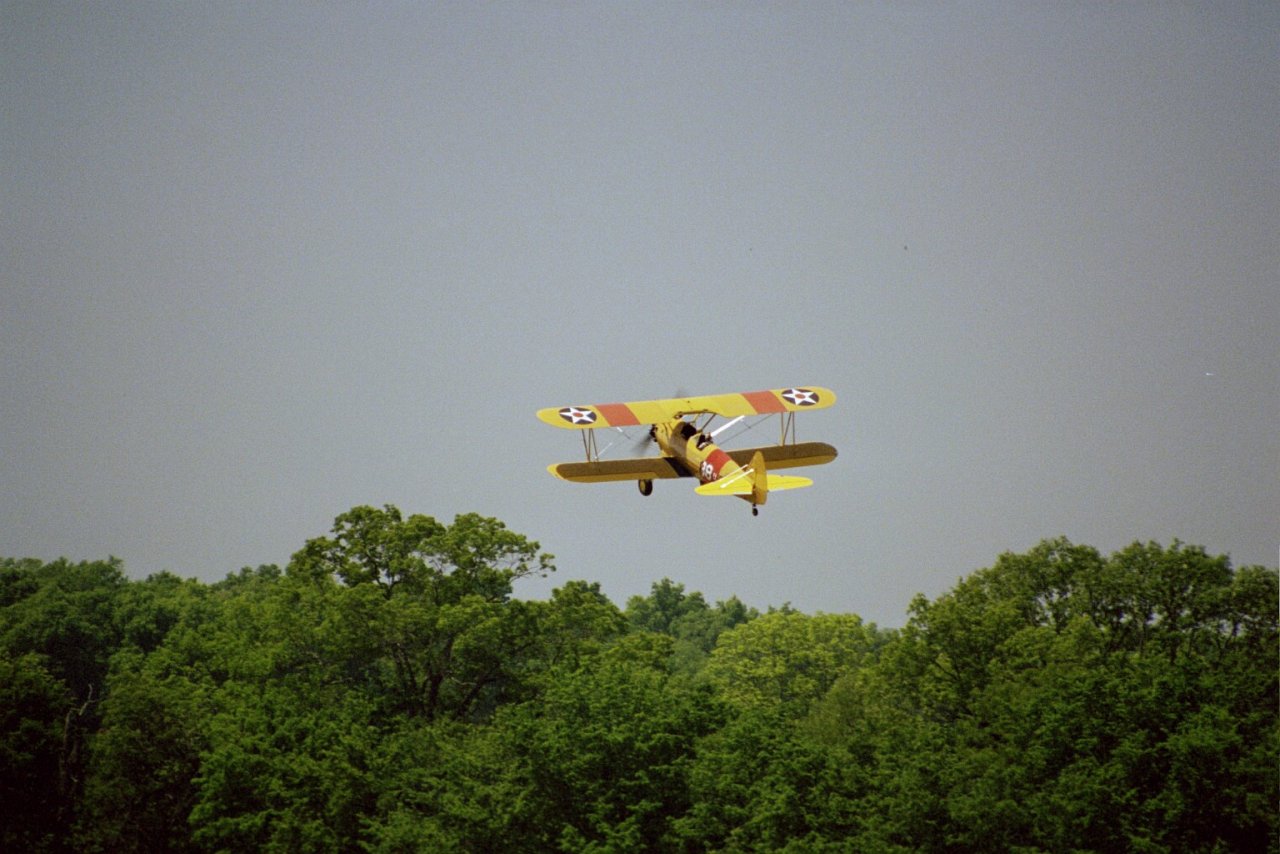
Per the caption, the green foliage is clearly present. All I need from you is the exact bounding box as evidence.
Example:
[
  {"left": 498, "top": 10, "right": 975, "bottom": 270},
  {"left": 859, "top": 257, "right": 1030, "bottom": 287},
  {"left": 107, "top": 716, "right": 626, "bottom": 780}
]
[
  {"left": 1, "top": 531, "right": 1274, "bottom": 853},
  {"left": 625, "top": 577, "right": 758, "bottom": 677},
  {"left": 491, "top": 632, "right": 723, "bottom": 852},
  {"left": 813, "top": 538, "right": 1279, "bottom": 853},
  {"left": 677, "top": 705, "right": 839, "bottom": 851},
  {"left": 290, "top": 505, "right": 552, "bottom": 598},
  {"left": 0, "top": 653, "right": 71, "bottom": 852},
  {"left": 76, "top": 660, "right": 208, "bottom": 853},
  {"left": 190, "top": 684, "right": 380, "bottom": 853},
  {"left": 0, "top": 557, "right": 126, "bottom": 701},
  {"left": 705, "top": 611, "right": 880, "bottom": 715},
  {"left": 287, "top": 506, "right": 556, "bottom": 721},
  {"left": 0, "top": 558, "right": 128, "bottom": 849},
  {"left": 363, "top": 719, "right": 519, "bottom": 852},
  {"left": 538, "top": 580, "right": 631, "bottom": 670}
]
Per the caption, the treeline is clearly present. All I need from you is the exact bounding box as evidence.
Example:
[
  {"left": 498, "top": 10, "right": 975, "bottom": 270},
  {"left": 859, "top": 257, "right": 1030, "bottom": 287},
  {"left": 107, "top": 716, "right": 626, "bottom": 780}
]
[{"left": 2, "top": 505, "right": 1276, "bottom": 853}]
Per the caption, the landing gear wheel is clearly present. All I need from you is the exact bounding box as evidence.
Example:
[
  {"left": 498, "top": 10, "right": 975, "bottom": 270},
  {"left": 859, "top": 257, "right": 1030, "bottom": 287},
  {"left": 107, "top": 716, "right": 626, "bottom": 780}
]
[
  {"left": 638, "top": 479, "right": 653, "bottom": 496},
  {"left": 752, "top": 506, "right": 759, "bottom": 516}
]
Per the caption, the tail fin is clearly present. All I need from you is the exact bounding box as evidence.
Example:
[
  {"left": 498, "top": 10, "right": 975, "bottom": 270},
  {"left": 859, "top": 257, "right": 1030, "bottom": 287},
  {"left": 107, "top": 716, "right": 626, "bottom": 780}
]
[
  {"left": 694, "top": 450, "right": 813, "bottom": 499},
  {"left": 750, "top": 450, "right": 768, "bottom": 507}
]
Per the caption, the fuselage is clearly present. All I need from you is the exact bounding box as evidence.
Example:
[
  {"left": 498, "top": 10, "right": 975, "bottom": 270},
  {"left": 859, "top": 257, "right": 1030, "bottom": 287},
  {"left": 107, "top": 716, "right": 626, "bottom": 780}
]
[{"left": 652, "top": 420, "right": 746, "bottom": 487}]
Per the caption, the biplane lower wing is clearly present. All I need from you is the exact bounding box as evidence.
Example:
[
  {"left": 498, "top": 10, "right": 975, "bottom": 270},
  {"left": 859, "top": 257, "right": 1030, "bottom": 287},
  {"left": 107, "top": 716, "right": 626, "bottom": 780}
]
[
  {"left": 537, "top": 386, "right": 835, "bottom": 429},
  {"left": 726, "top": 442, "right": 838, "bottom": 470},
  {"left": 548, "top": 456, "right": 690, "bottom": 483},
  {"left": 548, "top": 442, "right": 837, "bottom": 484}
]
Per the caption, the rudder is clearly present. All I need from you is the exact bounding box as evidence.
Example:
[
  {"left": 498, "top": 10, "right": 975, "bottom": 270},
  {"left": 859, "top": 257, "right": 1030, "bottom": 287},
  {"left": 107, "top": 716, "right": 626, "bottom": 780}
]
[{"left": 750, "top": 450, "right": 767, "bottom": 507}]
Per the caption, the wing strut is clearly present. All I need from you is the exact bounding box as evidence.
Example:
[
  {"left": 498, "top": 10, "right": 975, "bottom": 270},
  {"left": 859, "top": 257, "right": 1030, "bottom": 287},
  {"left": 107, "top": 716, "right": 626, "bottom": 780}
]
[
  {"left": 580, "top": 428, "right": 599, "bottom": 462},
  {"left": 780, "top": 411, "right": 797, "bottom": 445}
]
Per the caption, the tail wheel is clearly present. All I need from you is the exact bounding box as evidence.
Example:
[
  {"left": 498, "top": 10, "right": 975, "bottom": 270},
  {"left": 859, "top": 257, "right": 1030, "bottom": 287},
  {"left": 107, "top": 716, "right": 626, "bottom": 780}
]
[
  {"left": 752, "top": 506, "right": 759, "bottom": 516},
  {"left": 638, "top": 479, "right": 653, "bottom": 496}
]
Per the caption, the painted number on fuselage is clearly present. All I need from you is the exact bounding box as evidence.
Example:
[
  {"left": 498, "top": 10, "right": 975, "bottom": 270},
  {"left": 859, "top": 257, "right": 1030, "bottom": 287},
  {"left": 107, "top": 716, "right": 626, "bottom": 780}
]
[{"left": 700, "top": 460, "right": 717, "bottom": 482}]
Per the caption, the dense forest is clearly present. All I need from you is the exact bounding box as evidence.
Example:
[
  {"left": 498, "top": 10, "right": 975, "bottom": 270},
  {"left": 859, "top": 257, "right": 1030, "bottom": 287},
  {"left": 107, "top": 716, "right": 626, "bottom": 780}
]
[{"left": 2, "top": 505, "right": 1276, "bottom": 853}]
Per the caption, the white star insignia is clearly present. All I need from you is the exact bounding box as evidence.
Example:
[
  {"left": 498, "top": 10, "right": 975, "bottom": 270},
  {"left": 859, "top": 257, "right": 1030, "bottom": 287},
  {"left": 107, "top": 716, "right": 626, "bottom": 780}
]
[
  {"left": 783, "top": 388, "right": 819, "bottom": 406},
  {"left": 559, "top": 407, "right": 597, "bottom": 425}
]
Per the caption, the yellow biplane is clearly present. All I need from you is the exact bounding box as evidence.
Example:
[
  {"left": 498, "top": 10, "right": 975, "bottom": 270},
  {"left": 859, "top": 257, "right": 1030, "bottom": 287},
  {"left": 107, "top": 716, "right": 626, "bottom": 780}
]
[{"left": 537, "top": 387, "right": 838, "bottom": 515}]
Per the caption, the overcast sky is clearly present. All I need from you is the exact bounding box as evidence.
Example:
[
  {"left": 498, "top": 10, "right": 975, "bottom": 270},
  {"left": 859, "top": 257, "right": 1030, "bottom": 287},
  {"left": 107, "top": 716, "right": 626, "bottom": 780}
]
[{"left": 4, "top": 2, "right": 1276, "bottom": 626}]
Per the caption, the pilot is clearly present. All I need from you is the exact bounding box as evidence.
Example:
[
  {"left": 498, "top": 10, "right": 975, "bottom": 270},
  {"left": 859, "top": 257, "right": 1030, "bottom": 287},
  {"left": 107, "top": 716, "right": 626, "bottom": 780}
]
[{"left": 696, "top": 432, "right": 711, "bottom": 450}]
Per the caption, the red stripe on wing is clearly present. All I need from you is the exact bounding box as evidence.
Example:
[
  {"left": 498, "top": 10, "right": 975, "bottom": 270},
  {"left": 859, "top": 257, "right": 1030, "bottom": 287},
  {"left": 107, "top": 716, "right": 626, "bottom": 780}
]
[
  {"left": 595, "top": 403, "right": 641, "bottom": 426},
  {"left": 742, "top": 390, "right": 786, "bottom": 413}
]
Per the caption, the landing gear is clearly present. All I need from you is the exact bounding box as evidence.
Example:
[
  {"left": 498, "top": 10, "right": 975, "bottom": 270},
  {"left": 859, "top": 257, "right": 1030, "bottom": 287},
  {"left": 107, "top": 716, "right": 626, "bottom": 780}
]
[
  {"left": 751, "top": 506, "right": 759, "bottom": 516},
  {"left": 638, "top": 479, "right": 653, "bottom": 496}
]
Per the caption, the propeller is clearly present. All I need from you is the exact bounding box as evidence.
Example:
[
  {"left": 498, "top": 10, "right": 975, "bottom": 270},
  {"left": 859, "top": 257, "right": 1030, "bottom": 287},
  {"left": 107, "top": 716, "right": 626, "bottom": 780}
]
[
  {"left": 630, "top": 425, "right": 657, "bottom": 455},
  {"left": 601, "top": 426, "right": 656, "bottom": 458}
]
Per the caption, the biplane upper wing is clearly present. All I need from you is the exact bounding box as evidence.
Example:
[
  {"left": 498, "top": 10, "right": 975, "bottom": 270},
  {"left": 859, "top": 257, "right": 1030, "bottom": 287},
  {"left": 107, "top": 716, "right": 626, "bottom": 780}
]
[
  {"left": 548, "top": 456, "right": 690, "bottom": 483},
  {"left": 537, "top": 386, "right": 836, "bottom": 429}
]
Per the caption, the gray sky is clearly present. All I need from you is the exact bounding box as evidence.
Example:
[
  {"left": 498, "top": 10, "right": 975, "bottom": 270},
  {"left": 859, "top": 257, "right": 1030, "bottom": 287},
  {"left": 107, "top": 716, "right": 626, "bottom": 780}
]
[{"left": 4, "top": 2, "right": 1276, "bottom": 626}]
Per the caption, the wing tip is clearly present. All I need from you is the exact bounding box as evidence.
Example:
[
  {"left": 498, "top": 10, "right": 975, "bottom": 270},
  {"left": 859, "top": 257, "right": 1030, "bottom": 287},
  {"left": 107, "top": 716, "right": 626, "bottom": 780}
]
[{"left": 777, "top": 385, "right": 836, "bottom": 410}]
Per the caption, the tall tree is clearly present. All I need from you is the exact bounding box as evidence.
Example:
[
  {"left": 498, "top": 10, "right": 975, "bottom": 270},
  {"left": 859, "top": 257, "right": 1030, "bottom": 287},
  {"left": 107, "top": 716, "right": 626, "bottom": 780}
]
[
  {"left": 0, "top": 653, "right": 72, "bottom": 852},
  {"left": 812, "top": 539, "right": 1278, "bottom": 852},
  {"left": 0, "top": 558, "right": 127, "bottom": 847},
  {"left": 74, "top": 570, "right": 216, "bottom": 853},
  {"left": 287, "top": 505, "right": 554, "bottom": 720}
]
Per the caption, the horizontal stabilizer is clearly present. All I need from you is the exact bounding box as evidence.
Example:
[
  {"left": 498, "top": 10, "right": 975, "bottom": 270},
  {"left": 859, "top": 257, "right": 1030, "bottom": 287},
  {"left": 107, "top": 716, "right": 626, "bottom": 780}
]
[{"left": 695, "top": 474, "right": 812, "bottom": 496}]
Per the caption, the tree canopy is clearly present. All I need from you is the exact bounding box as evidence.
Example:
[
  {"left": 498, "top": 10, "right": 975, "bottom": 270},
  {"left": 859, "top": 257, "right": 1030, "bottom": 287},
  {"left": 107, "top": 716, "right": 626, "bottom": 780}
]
[{"left": 1, "top": 513, "right": 1274, "bottom": 853}]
